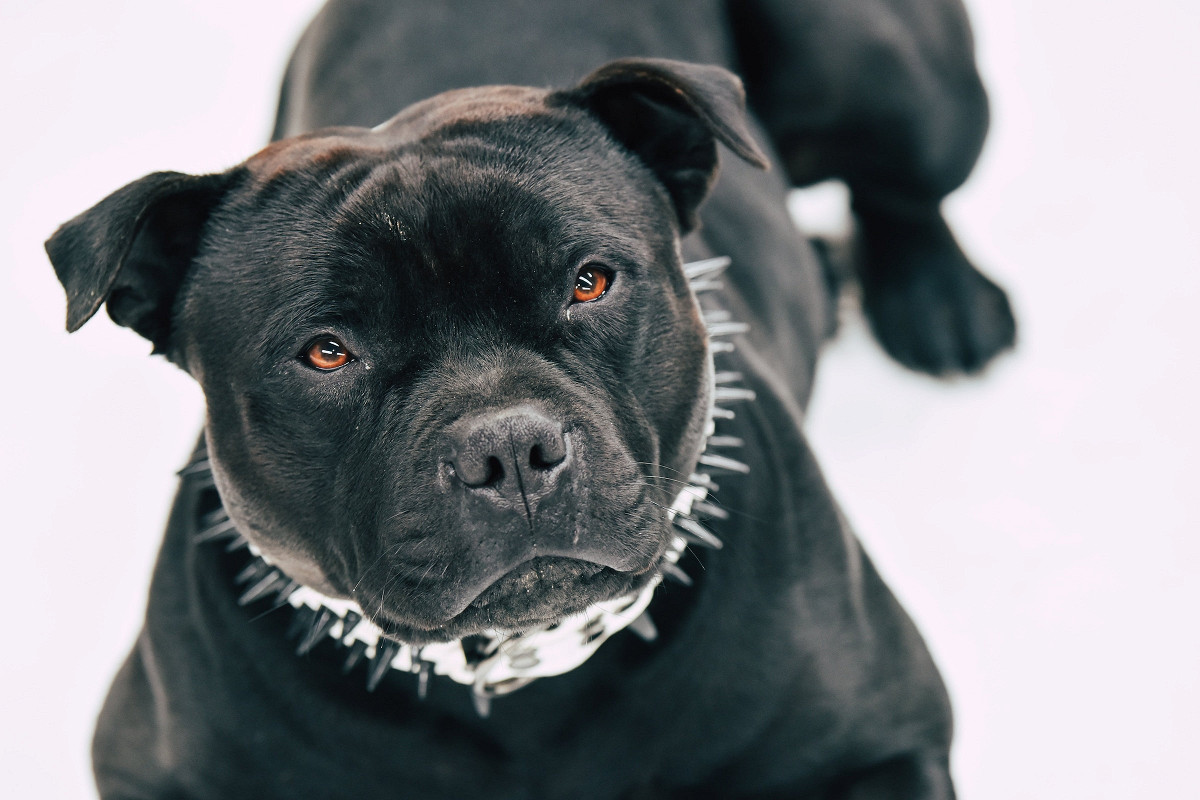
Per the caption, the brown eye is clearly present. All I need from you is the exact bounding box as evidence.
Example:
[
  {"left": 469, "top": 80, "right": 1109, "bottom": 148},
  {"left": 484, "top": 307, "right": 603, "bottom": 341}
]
[
  {"left": 304, "top": 337, "right": 352, "bottom": 370},
  {"left": 573, "top": 265, "right": 610, "bottom": 303}
]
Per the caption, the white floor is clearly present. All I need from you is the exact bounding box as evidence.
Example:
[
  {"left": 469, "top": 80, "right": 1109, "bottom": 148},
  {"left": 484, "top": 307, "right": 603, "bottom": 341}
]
[{"left": 1, "top": 1, "right": 1196, "bottom": 797}]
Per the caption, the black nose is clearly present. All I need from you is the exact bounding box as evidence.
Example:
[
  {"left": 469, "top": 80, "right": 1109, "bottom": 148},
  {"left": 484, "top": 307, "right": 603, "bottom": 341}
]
[{"left": 443, "top": 406, "right": 570, "bottom": 505}]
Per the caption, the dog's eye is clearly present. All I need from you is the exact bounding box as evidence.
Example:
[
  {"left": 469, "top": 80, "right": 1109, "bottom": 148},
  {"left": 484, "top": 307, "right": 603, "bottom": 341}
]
[
  {"left": 303, "top": 337, "right": 353, "bottom": 371},
  {"left": 573, "top": 265, "right": 611, "bottom": 303}
]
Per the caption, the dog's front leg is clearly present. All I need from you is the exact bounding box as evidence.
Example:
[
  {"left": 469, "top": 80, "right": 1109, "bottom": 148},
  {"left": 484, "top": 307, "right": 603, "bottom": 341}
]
[
  {"left": 850, "top": 191, "right": 1016, "bottom": 376},
  {"left": 727, "top": 0, "right": 1016, "bottom": 376}
]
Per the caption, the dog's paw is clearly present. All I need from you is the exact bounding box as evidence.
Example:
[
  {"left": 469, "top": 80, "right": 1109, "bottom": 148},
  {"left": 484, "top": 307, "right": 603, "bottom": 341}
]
[{"left": 859, "top": 239, "right": 1016, "bottom": 376}]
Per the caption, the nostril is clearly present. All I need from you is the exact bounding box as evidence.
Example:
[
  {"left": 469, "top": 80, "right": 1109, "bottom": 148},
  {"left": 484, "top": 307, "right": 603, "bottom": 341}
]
[
  {"left": 451, "top": 454, "right": 505, "bottom": 488},
  {"left": 529, "top": 443, "right": 564, "bottom": 470},
  {"left": 446, "top": 450, "right": 507, "bottom": 488},
  {"left": 483, "top": 456, "right": 505, "bottom": 486}
]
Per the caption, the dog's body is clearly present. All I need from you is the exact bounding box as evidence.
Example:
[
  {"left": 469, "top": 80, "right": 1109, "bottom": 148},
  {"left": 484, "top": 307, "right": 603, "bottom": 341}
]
[{"left": 48, "top": 1, "right": 1014, "bottom": 798}]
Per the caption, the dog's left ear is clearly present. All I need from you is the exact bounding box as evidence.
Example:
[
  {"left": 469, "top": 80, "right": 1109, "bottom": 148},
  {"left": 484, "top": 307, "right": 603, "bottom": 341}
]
[
  {"left": 556, "top": 57, "right": 769, "bottom": 232},
  {"left": 45, "top": 169, "right": 239, "bottom": 352}
]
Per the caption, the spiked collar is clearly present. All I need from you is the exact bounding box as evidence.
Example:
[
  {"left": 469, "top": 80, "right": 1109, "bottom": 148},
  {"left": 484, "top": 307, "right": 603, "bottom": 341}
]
[{"left": 185, "top": 256, "right": 751, "bottom": 717}]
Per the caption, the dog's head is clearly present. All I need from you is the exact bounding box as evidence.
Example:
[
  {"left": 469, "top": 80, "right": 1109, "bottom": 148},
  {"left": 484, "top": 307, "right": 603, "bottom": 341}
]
[{"left": 47, "top": 59, "right": 766, "bottom": 644}]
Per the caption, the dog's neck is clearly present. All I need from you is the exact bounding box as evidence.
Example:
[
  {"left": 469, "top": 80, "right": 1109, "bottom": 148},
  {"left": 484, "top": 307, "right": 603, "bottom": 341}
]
[{"left": 186, "top": 256, "right": 750, "bottom": 718}]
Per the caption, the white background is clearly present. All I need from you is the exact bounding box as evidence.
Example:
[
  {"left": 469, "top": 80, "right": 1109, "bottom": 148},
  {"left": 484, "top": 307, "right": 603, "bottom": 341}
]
[{"left": 1, "top": 1, "right": 1196, "bottom": 797}]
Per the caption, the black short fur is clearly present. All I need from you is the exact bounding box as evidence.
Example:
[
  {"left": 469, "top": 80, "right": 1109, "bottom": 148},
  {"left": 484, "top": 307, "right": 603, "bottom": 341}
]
[{"left": 46, "top": 1, "right": 1013, "bottom": 798}]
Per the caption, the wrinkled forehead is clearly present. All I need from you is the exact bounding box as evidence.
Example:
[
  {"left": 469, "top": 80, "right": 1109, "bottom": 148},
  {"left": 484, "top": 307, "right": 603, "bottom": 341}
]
[
  {"left": 197, "top": 94, "right": 675, "bottom": 356},
  {"left": 239, "top": 137, "right": 665, "bottom": 269},
  {"left": 236, "top": 85, "right": 670, "bottom": 265},
  {"left": 244, "top": 85, "right": 554, "bottom": 181}
]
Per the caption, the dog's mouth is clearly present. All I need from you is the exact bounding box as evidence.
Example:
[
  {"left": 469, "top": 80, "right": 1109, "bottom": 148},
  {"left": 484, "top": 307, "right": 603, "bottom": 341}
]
[
  {"left": 467, "top": 555, "right": 639, "bottom": 611},
  {"left": 353, "top": 474, "right": 676, "bottom": 643},
  {"left": 366, "top": 554, "right": 657, "bottom": 643}
]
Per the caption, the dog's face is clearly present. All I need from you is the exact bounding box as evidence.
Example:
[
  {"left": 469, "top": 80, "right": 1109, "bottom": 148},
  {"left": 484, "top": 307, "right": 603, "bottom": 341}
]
[
  {"left": 183, "top": 88, "right": 714, "bottom": 642},
  {"left": 47, "top": 59, "right": 765, "bottom": 643}
]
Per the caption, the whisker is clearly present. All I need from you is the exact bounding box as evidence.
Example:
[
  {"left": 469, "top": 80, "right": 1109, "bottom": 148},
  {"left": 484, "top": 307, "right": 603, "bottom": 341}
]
[
  {"left": 629, "top": 461, "right": 694, "bottom": 479},
  {"left": 246, "top": 599, "right": 295, "bottom": 625},
  {"left": 352, "top": 539, "right": 410, "bottom": 592}
]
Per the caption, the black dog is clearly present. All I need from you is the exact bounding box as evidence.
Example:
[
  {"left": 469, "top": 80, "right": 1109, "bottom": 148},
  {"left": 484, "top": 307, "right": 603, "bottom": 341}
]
[{"left": 47, "top": 1, "right": 1013, "bottom": 797}]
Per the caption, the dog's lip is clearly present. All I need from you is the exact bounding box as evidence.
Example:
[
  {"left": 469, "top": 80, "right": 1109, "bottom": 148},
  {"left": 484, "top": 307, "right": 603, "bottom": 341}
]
[
  {"left": 363, "top": 554, "right": 654, "bottom": 639},
  {"left": 447, "top": 555, "right": 655, "bottom": 630},
  {"left": 437, "top": 552, "right": 635, "bottom": 620},
  {"left": 464, "top": 555, "right": 612, "bottom": 610},
  {"left": 430, "top": 533, "right": 663, "bottom": 621}
]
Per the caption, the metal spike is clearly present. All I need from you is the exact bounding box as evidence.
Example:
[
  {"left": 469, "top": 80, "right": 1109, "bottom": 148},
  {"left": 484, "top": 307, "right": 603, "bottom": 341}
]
[
  {"left": 235, "top": 560, "right": 270, "bottom": 586},
  {"left": 177, "top": 458, "right": 211, "bottom": 477},
  {"left": 688, "top": 473, "right": 718, "bottom": 491},
  {"left": 709, "top": 341, "right": 735, "bottom": 354},
  {"left": 366, "top": 640, "right": 400, "bottom": 692},
  {"left": 238, "top": 570, "right": 283, "bottom": 606},
  {"left": 683, "top": 255, "right": 732, "bottom": 280},
  {"left": 692, "top": 500, "right": 730, "bottom": 521},
  {"left": 674, "top": 517, "right": 724, "bottom": 549},
  {"left": 702, "top": 309, "right": 732, "bottom": 324},
  {"left": 271, "top": 580, "right": 300, "bottom": 608},
  {"left": 714, "top": 387, "right": 757, "bottom": 403},
  {"left": 677, "top": 532, "right": 722, "bottom": 551},
  {"left": 713, "top": 371, "right": 743, "bottom": 384},
  {"left": 675, "top": 528, "right": 717, "bottom": 550},
  {"left": 193, "top": 518, "right": 238, "bottom": 544},
  {"left": 472, "top": 690, "right": 492, "bottom": 718},
  {"left": 417, "top": 661, "right": 431, "bottom": 700},
  {"left": 342, "top": 640, "right": 368, "bottom": 674},
  {"left": 296, "top": 607, "right": 338, "bottom": 655},
  {"left": 340, "top": 610, "right": 362, "bottom": 642},
  {"left": 688, "top": 279, "right": 723, "bottom": 293},
  {"left": 200, "top": 507, "right": 229, "bottom": 525},
  {"left": 628, "top": 612, "right": 658, "bottom": 642},
  {"left": 705, "top": 435, "right": 744, "bottom": 449},
  {"left": 698, "top": 453, "right": 751, "bottom": 475},
  {"left": 224, "top": 534, "right": 250, "bottom": 552},
  {"left": 287, "top": 605, "right": 316, "bottom": 641},
  {"left": 705, "top": 320, "right": 750, "bottom": 338},
  {"left": 710, "top": 406, "right": 736, "bottom": 420},
  {"left": 661, "top": 562, "right": 694, "bottom": 587}
]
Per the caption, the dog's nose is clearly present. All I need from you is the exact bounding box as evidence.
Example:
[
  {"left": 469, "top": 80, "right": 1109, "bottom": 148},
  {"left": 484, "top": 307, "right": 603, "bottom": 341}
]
[{"left": 443, "top": 406, "right": 570, "bottom": 505}]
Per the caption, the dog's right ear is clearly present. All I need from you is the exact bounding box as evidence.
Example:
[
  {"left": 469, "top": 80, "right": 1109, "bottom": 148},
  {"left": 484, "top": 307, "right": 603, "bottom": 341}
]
[
  {"left": 554, "top": 58, "right": 769, "bottom": 233},
  {"left": 45, "top": 170, "right": 238, "bottom": 352}
]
